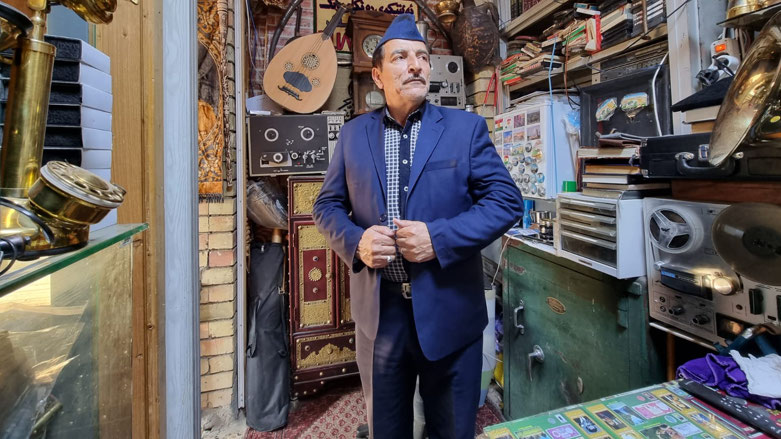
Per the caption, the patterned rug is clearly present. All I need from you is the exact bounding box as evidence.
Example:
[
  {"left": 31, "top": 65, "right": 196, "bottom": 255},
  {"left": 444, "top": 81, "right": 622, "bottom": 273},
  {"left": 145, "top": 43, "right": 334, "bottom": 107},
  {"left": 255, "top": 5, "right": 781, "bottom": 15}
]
[{"left": 246, "top": 385, "right": 503, "bottom": 439}]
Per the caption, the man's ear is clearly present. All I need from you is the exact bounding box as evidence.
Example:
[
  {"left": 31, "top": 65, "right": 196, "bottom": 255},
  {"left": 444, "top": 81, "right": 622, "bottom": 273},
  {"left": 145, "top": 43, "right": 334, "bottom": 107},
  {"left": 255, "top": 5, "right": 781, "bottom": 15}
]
[{"left": 371, "top": 67, "right": 384, "bottom": 90}]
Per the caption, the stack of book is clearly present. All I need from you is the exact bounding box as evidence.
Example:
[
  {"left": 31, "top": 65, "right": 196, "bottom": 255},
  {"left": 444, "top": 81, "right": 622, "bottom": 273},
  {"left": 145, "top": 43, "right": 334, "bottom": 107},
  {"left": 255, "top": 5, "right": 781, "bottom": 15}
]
[
  {"left": 599, "top": 1, "right": 634, "bottom": 48},
  {"left": 577, "top": 146, "right": 670, "bottom": 199},
  {"left": 631, "top": 0, "right": 666, "bottom": 37},
  {"left": 0, "top": 35, "right": 115, "bottom": 229},
  {"left": 501, "top": 39, "right": 542, "bottom": 86},
  {"left": 681, "top": 105, "right": 719, "bottom": 133}
]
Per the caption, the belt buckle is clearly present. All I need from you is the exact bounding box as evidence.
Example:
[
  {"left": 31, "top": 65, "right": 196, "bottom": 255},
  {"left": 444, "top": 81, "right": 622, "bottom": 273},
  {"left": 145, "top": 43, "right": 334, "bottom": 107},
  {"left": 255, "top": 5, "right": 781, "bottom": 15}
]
[{"left": 401, "top": 283, "right": 412, "bottom": 299}]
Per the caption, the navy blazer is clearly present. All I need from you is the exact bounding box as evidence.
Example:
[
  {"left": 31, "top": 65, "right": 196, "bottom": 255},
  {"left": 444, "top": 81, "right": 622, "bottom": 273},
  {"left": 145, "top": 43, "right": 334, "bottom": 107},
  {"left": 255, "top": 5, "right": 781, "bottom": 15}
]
[{"left": 313, "top": 102, "right": 523, "bottom": 361}]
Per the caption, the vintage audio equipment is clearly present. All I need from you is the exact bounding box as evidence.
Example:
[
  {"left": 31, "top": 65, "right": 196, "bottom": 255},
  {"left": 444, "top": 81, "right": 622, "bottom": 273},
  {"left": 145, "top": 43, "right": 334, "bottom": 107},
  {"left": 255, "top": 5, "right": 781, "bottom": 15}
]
[
  {"left": 590, "top": 41, "right": 667, "bottom": 84},
  {"left": 247, "top": 113, "right": 344, "bottom": 177},
  {"left": 644, "top": 198, "right": 781, "bottom": 344},
  {"left": 555, "top": 192, "right": 646, "bottom": 279},
  {"left": 0, "top": 0, "right": 123, "bottom": 259},
  {"left": 263, "top": 6, "right": 347, "bottom": 114},
  {"left": 287, "top": 176, "right": 358, "bottom": 396},
  {"left": 426, "top": 54, "right": 466, "bottom": 109},
  {"left": 708, "top": 11, "right": 781, "bottom": 168}
]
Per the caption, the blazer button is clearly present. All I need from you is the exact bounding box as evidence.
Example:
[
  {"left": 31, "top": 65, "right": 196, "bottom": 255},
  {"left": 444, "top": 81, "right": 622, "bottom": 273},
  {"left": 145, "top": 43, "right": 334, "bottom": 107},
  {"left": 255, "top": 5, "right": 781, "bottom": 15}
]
[{"left": 379, "top": 213, "right": 387, "bottom": 222}]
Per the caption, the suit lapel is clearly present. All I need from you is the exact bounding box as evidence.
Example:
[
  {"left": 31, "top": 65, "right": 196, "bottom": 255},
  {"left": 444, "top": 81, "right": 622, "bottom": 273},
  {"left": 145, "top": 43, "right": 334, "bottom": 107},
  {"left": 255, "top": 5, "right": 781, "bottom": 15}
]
[
  {"left": 365, "top": 110, "right": 387, "bottom": 203},
  {"left": 408, "top": 102, "right": 444, "bottom": 198}
]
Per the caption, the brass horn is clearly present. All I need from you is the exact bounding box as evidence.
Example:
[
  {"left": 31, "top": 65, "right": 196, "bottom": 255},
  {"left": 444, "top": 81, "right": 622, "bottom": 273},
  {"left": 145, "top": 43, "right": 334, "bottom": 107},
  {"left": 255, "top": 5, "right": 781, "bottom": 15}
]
[{"left": 708, "top": 11, "right": 781, "bottom": 167}]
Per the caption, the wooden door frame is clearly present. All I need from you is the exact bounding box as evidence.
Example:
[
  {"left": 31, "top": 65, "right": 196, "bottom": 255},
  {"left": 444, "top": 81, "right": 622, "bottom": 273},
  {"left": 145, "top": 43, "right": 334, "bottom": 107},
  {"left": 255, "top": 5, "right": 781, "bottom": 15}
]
[{"left": 97, "top": 0, "right": 202, "bottom": 436}]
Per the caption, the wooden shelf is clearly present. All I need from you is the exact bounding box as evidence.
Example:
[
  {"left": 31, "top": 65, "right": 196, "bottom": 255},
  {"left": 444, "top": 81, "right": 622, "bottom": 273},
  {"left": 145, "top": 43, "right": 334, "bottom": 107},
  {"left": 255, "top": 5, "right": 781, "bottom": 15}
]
[
  {"left": 501, "top": 0, "right": 574, "bottom": 39},
  {"left": 505, "top": 24, "right": 668, "bottom": 94}
]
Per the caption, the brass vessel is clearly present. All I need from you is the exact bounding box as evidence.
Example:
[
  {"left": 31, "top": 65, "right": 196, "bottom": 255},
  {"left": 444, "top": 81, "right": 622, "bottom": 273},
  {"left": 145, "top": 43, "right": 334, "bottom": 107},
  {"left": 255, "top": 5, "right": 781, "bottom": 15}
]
[{"left": 727, "top": 0, "right": 763, "bottom": 19}]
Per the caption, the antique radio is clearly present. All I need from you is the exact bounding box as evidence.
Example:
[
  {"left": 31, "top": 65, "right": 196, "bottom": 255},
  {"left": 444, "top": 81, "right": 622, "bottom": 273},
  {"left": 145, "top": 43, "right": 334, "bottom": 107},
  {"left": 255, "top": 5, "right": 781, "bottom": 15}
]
[
  {"left": 287, "top": 176, "right": 357, "bottom": 396},
  {"left": 555, "top": 192, "right": 646, "bottom": 279},
  {"left": 426, "top": 55, "right": 466, "bottom": 109},
  {"left": 247, "top": 113, "right": 344, "bottom": 177},
  {"left": 644, "top": 198, "right": 781, "bottom": 344}
]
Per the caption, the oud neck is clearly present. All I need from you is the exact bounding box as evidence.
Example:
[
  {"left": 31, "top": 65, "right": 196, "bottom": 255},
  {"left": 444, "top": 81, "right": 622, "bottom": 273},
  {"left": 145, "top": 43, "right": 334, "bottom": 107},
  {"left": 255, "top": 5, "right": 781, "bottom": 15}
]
[{"left": 322, "top": 6, "right": 347, "bottom": 40}]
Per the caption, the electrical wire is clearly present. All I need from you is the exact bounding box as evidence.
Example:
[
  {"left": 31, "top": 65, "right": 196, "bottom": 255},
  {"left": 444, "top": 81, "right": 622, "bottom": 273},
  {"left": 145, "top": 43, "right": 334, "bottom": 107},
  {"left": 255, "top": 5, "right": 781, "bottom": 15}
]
[
  {"left": 651, "top": 51, "right": 669, "bottom": 136},
  {"left": 548, "top": 39, "right": 559, "bottom": 193},
  {"left": 491, "top": 237, "right": 512, "bottom": 286},
  {"left": 0, "top": 197, "right": 54, "bottom": 243},
  {"left": 245, "top": 0, "right": 262, "bottom": 91},
  {"left": 0, "top": 238, "right": 18, "bottom": 277},
  {"left": 563, "top": 45, "right": 580, "bottom": 109}
]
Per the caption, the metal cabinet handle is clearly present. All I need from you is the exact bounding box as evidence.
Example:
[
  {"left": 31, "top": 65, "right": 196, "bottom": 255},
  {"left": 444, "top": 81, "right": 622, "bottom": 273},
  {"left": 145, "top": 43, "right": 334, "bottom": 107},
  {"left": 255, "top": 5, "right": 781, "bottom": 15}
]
[
  {"left": 527, "top": 344, "right": 545, "bottom": 382},
  {"left": 513, "top": 300, "right": 525, "bottom": 335}
]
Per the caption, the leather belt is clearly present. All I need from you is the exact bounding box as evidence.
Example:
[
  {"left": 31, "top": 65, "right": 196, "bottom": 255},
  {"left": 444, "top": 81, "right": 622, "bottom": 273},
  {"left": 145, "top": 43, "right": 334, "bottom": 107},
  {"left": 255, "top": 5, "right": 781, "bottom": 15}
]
[{"left": 381, "top": 279, "right": 412, "bottom": 299}]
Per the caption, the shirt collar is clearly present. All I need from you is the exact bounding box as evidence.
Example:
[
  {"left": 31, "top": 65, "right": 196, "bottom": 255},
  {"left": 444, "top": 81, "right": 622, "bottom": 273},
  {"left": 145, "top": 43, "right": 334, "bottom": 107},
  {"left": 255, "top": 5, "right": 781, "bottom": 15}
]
[{"left": 383, "top": 101, "right": 426, "bottom": 128}]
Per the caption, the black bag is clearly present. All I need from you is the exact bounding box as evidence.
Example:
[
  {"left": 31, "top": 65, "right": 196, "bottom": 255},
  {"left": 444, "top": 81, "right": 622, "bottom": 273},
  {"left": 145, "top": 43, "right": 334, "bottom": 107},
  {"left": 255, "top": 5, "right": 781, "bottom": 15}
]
[{"left": 245, "top": 242, "right": 290, "bottom": 431}]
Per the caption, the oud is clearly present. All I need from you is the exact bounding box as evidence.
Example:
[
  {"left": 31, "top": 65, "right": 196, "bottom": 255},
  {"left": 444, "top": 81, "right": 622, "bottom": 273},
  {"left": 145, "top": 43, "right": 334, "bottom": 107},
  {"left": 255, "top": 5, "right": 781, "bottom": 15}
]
[{"left": 263, "top": 6, "right": 348, "bottom": 114}]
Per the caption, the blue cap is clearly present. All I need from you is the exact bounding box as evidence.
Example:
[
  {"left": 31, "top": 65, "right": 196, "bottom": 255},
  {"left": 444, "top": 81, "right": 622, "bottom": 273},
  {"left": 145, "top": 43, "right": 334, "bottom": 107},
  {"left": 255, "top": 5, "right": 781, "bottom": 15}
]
[{"left": 377, "top": 14, "right": 426, "bottom": 51}]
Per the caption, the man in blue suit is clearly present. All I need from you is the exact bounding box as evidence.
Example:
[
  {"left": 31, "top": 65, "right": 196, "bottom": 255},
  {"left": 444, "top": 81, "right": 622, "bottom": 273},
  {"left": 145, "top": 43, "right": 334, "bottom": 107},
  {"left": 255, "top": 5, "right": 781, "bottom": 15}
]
[{"left": 313, "top": 13, "right": 523, "bottom": 439}]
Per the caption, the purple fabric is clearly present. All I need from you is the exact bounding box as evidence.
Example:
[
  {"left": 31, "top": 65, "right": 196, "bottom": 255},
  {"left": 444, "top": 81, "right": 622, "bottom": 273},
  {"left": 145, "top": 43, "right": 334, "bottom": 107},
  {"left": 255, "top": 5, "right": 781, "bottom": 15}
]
[{"left": 677, "top": 353, "right": 781, "bottom": 410}]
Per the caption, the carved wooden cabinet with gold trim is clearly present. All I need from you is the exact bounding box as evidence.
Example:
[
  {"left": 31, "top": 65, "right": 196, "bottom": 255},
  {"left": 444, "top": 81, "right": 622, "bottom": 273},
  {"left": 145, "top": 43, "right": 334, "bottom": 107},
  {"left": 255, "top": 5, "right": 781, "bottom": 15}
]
[{"left": 288, "top": 176, "right": 357, "bottom": 397}]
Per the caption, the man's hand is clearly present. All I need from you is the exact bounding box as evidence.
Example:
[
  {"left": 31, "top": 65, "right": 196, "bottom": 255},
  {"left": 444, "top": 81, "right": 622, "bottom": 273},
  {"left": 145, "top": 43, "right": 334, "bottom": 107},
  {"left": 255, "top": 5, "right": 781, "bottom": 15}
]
[
  {"left": 394, "top": 219, "right": 436, "bottom": 263},
  {"left": 357, "top": 225, "right": 397, "bottom": 269}
]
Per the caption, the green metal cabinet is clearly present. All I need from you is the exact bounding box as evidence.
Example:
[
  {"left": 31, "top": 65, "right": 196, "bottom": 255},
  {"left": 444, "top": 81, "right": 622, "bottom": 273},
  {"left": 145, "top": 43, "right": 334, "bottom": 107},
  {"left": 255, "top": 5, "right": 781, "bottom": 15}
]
[{"left": 502, "top": 240, "right": 664, "bottom": 420}]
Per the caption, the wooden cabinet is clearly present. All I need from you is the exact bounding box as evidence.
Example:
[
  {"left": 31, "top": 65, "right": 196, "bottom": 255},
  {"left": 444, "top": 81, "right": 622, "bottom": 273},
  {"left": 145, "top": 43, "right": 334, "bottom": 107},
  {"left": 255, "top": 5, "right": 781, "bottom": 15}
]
[
  {"left": 288, "top": 176, "right": 358, "bottom": 397},
  {"left": 502, "top": 238, "right": 664, "bottom": 420}
]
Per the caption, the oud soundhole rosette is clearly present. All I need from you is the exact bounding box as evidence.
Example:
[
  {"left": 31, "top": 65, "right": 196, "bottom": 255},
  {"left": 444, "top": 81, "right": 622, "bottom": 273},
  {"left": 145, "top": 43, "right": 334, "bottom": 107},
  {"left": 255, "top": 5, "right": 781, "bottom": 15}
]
[{"left": 301, "top": 53, "right": 319, "bottom": 70}]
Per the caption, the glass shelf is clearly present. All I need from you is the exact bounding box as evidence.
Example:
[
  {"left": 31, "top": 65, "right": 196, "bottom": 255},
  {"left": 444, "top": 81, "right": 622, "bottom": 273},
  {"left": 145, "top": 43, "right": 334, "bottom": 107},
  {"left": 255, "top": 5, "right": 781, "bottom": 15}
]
[
  {"left": 0, "top": 223, "right": 147, "bottom": 297},
  {"left": 0, "top": 223, "right": 146, "bottom": 438}
]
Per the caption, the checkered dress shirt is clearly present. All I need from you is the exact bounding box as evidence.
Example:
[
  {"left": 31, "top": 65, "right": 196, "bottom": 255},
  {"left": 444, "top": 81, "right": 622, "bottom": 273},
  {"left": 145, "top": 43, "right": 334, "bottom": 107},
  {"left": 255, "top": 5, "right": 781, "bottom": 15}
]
[{"left": 383, "top": 106, "right": 422, "bottom": 282}]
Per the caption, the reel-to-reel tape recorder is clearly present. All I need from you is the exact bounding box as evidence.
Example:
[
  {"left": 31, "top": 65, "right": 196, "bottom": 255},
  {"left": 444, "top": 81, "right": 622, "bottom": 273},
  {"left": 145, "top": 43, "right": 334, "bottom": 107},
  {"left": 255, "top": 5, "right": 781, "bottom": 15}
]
[{"left": 644, "top": 198, "right": 781, "bottom": 344}]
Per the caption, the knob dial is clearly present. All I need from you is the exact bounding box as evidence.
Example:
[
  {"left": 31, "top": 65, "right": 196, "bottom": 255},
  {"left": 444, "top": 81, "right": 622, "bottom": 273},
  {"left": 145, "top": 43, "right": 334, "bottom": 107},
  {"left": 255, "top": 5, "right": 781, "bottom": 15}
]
[
  {"left": 669, "top": 306, "right": 685, "bottom": 316},
  {"left": 711, "top": 276, "right": 736, "bottom": 295},
  {"left": 272, "top": 152, "right": 285, "bottom": 163},
  {"left": 290, "top": 152, "right": 300, "bottom": 160},
  {"left": 692, "top": 314, "right": 710, "bottom": 325}
]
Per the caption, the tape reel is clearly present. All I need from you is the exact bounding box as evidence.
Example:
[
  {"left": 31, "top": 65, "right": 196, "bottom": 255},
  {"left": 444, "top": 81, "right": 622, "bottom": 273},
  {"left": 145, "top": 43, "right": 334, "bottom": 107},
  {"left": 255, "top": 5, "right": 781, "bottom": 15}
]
[
  {"left": 712, "top": 203, "right": 781, "bottom": 285},
  {"left": 648, "top": 207, "right": 702, "bottom": 254}
]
